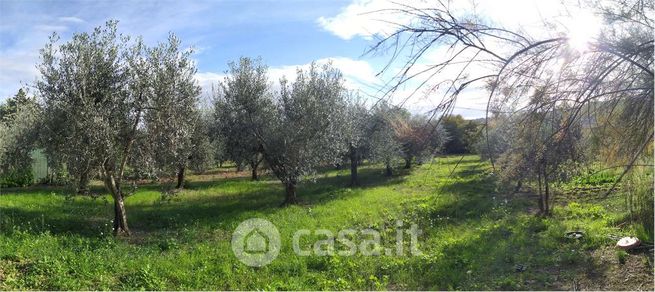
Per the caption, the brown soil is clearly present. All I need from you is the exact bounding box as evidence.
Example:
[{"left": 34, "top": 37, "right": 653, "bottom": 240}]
[{"left": 554, "top": 246, "right": 654, "bottom": 290}]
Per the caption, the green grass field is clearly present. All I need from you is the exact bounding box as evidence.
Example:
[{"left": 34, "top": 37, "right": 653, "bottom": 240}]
[{"left": 0, "top": 156, "right": 652, "bottom": 290}]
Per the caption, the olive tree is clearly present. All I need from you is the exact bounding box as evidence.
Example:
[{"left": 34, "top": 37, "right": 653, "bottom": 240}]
[
  {"left": 0, "top": 89, "right": 41, "bottom": 186},
  {"left": 0, "top": 124, "right": 4, "bottom": 169},
  {"left": 37, "top": 21, "right": 200, "bottom": 235},
  {"left": 38, "top": 22, "right": 134, "bottom": 234},
  {"left": 188, "top": 110, "right": 215, "bottom": 174},
  {"left": 214, "top": 57, "right": 270, "bottom": 180},
  {"left": 341, "top": 94, "right": 370, "bottom": 185},
  {"left": 257, "top": 62, "right": 346, "bottom": 204},
  {"left": 0, "top": 89, "right": 36, "bottom": 122},
  {"left": 142, "top": 34, "right": 201, "bottom": 189},
  {"left": 369, "top": 101, "right": 402, "bottom": 176},
  {"left": 474, "top": 113, "right": 513, "bottom": 161}
]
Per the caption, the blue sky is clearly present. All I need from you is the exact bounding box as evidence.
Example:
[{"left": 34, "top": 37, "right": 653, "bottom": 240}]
[
  {"left": 0, "top": 1, "right": 381, "bottom": 99},
  {"left": 0, "top": 0, "right": 595, "bottom": 118}
]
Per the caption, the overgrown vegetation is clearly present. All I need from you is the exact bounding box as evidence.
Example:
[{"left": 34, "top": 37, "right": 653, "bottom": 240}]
[{"left": 0, "top": 157, "right": 650, "bottom": 290}]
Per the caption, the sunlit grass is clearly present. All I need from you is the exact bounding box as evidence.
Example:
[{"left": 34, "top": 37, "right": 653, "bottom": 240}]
[{"left": 0, "top": 156, "right": 649, "bottom": 290}]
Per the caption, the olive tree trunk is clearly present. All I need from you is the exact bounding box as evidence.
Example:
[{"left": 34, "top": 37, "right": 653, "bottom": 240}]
[
  {"left": 385, "top": 162, "right": 393, "bottom": 177},
  {"left": 102, "top": 109, "right": 140, "bottom": 236},
  {"left": 283, "top": 181, "right": 298, "bottom": 205},
  {"left": 250, "top": 157, "right": 262, "bottom": 181},
  {"left": 349, "top": 145, "right": 358, "bottom": 186},
  {"left": 77, "top": 171, "right": 90, "bottom": 195},
  {"left": 103, "top": 172, "right": 130, "bottom": 236},
  {"left": 404, "top": 156, "right": 412, "bottom": 169},
  {"left": 175, "top": 166, "right": 185, "bottom": 189}
]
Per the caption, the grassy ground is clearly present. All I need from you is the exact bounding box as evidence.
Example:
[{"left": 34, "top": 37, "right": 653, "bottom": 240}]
[{"left": 0, "top": 156, "right": 652, "bottom": 290}]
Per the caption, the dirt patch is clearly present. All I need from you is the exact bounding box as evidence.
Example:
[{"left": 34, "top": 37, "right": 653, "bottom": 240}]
[
  {"left": 188, "top": 169, "right": 263, "bottom": 182},
  {"left": 556, "top": 246, "right": 654, "bottom": 290},
  {"left": 120, "top": 229, "right": 150, "bottom": 245}
]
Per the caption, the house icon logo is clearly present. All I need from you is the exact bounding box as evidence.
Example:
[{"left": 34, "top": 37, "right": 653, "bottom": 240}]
[
  {"left": 244, "top": 229, "right": 268, "bottom": 254},
  {"left": 231, "top": 218, "right": 280, "bottom": 267}
]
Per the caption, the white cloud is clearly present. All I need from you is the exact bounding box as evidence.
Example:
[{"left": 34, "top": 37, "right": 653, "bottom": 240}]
[
  {"left": 319, "top": 0, "right": 591, "bottom": 41},
  {"left": 269, "top": 57, "right": 380, "bottom": 89},
  {"left": 316, "top": 0, "right": 417, "bottom": 40},
  {"left": 194, "top": 71, "right": 225, "bottom": 97},
  {"left": 194, "top": 57, "right": 386, "bottom": 113},
  {"left": 326, "top": 57, "right": 378, "bottom": 84},
  {"left": 196, "top": 57, "right": 381, "bottom": 96},
  {"left": 58, "top": 16, "right": 85, "bottom": 24}
]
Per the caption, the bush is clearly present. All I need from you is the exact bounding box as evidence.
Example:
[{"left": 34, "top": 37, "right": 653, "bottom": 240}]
[
  {"left": 571, "top": 170, "right": 618, "bottom": 186},
  {"left": 0, "top": 168, "right": 33, "bottom": 188}
]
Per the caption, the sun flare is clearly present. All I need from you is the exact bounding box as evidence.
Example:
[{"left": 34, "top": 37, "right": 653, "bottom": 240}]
[{"left": 564, "top": 11, "right": 603, "bottom": 52}]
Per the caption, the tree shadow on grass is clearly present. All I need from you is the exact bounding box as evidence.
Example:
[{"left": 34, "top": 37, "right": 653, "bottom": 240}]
[
  {"left": 0, "top": 196, "right": 115, "bottom": 237},
  {"left": 128, "top": 166, "right": 408, "bottom": 233},
  {"left": 391, "top": 173, "right": 618, "bottom": 290},
  {"left": 0, "top": 165, "right": 408, "bottom": 239},
  {"left": 296, "top": 166, "right": 408, "bottom": 204},
  {"left": 0, "top": 184, "right": 75, "bottom": 196},
  {"left": 401, "top": 215, "right": 613, "bottom": 290},
  {"left": 395, "top": 160, "right": 642, "bottom": 290}
]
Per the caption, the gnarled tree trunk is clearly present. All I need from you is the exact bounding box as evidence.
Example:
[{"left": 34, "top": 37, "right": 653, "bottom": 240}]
[
  {"left": 103, "top": 171, "right": 130, "bottom": 236},
  {"left": 514, "top": 180, "right": 523, "bottom": 193},
  {"left": 113, "top": 195, "right": 129, "bottom": 235},
  {"left": 250, "top": 154, "right": 264, "bottom": 181},
  {"left": 385, "top": 162, "right": 393, "bottom": 177},
  {"left": 100, "top": 108, "right": 140, "bottom": 236}
]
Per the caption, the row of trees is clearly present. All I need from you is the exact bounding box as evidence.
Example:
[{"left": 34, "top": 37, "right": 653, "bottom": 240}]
[
  {"left": 0, "top": 22, "right": 451, "bottom": 236},
  {"left": 212, "top": 57, "right": 448, "bottom": 204}
]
